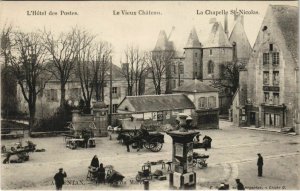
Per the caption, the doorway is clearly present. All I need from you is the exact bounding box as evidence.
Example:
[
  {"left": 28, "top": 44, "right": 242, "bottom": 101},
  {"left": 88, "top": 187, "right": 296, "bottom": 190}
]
[{"left": 250, "top": 112, "right": 256, "bottom": 125}]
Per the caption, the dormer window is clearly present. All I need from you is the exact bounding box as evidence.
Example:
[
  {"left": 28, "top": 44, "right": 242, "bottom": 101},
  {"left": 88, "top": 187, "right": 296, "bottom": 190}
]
[{"left": 269, "top": 44, "right": 273, "bottom": 51}]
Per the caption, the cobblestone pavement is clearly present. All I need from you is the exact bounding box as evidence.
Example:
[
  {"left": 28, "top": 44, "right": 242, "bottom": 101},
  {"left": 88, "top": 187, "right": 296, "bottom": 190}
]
[{"left": 1, "top": 120, "right": 299, "bottom": 190}]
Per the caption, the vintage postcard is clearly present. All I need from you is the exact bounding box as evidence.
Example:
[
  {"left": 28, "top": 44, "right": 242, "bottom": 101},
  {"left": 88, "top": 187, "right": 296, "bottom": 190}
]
[{"left": 0, "top": 1, "right": 299, "bottom": 190}]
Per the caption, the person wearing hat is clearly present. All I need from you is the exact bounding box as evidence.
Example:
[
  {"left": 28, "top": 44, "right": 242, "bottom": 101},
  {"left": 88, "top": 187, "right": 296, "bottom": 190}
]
[
  {"left": 257, "top": 153, "right": 264, "bottom": 177},
  {"left": 235, "top": 179, "right": 245, "bottom": 190},
  {"left": 54, "top": 168, "right": 67, "bottom": 190}
]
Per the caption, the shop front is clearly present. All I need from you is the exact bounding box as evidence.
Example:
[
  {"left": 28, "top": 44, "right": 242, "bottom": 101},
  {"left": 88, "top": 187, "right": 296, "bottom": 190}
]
[{"left": 261, "top": 104, "right": 286, "bottom": 128}]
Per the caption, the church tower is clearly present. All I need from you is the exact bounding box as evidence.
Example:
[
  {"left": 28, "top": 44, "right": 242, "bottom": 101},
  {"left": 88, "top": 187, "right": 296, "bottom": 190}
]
[{"left": 183, "top": 27, "right": 203, "bottom": 82}]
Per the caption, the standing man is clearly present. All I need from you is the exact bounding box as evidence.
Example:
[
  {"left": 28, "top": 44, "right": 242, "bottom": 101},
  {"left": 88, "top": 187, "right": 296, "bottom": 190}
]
[
  {"left": 235, "top": 179, "right": 245, "bottom": 190},
  {"left": 257, "top": 153, "right": 264, "bottom": 177},
  {"left": 54, "top": 168, "right": 67, "bottom": 190}
]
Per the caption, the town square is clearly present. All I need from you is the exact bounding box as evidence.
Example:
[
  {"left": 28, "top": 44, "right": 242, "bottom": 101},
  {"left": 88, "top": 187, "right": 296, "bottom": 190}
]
[{"left": 1, "top": 1, "right": 299, "bottom": 190}]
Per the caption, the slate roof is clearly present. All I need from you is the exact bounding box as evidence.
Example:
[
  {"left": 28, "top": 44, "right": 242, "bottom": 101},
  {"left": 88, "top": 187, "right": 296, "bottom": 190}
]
[
  {"left": 229, "top": 19, "right": 252, "bottom": 60},
  {"left": 120, "top": 94, "right": 195, "bottom": 112},
  {"left": 172, "top": 80, "right": 218, "bottom": 93},
  {"left": 271, "top": 5, "right": 298, "bottom": 63},
  {"left": 185, "top": 28, "right": 202, "bottom": 48},
  {"left": 203, "top": 22, "right": 232, "bottom": 48},
  {"left": 153, "top": 30, "right": 175, "bottom": 51}
]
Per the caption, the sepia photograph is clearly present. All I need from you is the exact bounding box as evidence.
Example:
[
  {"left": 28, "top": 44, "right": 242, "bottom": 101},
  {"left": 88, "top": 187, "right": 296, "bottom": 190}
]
[{"left": 0, "top": 1, "right": 299, "bottom": 190}]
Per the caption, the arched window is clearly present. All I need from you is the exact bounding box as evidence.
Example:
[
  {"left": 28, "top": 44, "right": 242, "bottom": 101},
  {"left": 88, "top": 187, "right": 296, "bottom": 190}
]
[{"left": 208, "top": 60, "right": 214, "bottom": 74}]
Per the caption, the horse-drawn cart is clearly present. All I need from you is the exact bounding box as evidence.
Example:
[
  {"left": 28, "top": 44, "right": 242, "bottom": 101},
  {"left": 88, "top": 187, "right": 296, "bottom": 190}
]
[{"left": 118, "top": 129, "right": 164, "bottom": 152}]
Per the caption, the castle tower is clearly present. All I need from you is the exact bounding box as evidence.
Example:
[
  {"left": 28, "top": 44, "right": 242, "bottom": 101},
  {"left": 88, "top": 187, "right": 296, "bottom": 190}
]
[
  {"left": 152, "top": 30, "right": 175, "bottom": 94},
  {"left": 183, "top": 27, "right": 203, "bottom": 82},
  {"left": 202, "top": 22, "right": 233, "bottom": 80}
]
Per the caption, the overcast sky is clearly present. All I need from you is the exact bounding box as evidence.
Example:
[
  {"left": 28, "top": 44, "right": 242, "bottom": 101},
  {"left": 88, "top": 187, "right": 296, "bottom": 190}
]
[{"left": 0, "top": 1, "right": 297, "bottom": 65}]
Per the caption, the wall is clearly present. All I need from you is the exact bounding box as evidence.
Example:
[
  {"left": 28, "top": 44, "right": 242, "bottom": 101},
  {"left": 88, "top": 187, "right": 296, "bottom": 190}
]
[
  {"left": 202, "top": 47, "right": 233, "bottom": 80},
  {"left": 183, "top": 48, "right": 202, "bottom": 80}
]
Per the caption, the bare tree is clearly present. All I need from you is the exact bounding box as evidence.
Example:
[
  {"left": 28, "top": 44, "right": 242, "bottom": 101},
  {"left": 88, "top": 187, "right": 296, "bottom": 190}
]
[
  {"left": 211, "top": 60, "right": 246, "bottom": 96},
  {"left": 1, "top": 24, "right": 19, "bottom": 116},
  {"left": 9, "top": 31, "right": 49, "bottom": 132},
  {"left": 74, "top": 29, "right": 95, "bottom": 113},
  {"left": 42, "top": 27, "right": 81, "bottom": 110},
  {"left": 121, "top": 46, "right": 147, "bottom": 96},
  {"left": 92, "top": 42, "right": 112, "bottom": 101},
  {"left": 1, "top": 23, "right": 13, "bottom": 66},
  {"left": 147, "top": 50, "right": 174, "bottom": 95}
]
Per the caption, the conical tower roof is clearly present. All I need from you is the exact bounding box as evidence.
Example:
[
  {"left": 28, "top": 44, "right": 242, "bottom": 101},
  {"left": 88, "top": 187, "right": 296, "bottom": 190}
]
[
  {"left": 204, "top": 22, "right": 232, "bottom": 48},
  {"left": 153, "top": 30, "right": 169, "bottom": 51},
  {"left": 185, "top": 28, "right": 202, "bottom": 48},
  {"left": 153, "top": 30, "right": 175, "bottom": 51},
  {"left": 229, "top": 19, "right": 252, "bottom": 60}
]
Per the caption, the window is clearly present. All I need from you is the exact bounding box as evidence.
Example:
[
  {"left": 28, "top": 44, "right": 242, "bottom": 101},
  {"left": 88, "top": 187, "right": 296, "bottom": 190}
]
[
  {"left": 194, "top": 72, "right": 197, "bottom": 79},
  {"left": 45, "top": 89, "right": 58, "bottom": 102},
  {"left": 208, "top": 60, "right": 214, "bottom": 74},
  {"left": 179, "top": 65, "right": 184, "bottom": 74},
  {"left": 265, "top": 113, "right": 270, "bottom": 125},
  {"left": 172, "top": 80, "right": 176, "bottom": 88},
  {"left": 208, "top": 96, "right": 216, "bottom": 108},
  {"left": 275, "top": 114, "right": 280, "bottom": 127},
  {"left": 272, "top": 52, "right": 279, "bottom": 65},
  {"left": 112, "top": 104, "right": 118, "bottom": 113},
  {"left": 273, "top": 71, "right": 279, "bottom": 85},
  {"left": 209, "top": 49, "right": 212, "bottom": 55},
  {"left": 263, "top": 72, "right": 269, "bottom": 84},
  {"left": 173, "top": 65, "right": 177, "bottom": 74},
  {"left": 273, "top": 93, "right": 279, "bottom": 105},
  {"left": 263, "top": 53, "right": 269, "bottom": 65},
  {"left": 195, "top": 53, "right": 198, "bottom": 57},
  {"left": 112, "top": 87, "right": 118, "bottom": 94},
  {"left": 198, "top": 97, "right": 207, "bottom": 108},
  {"left": 112, "top": 87, "right": 119, "bottom": 98},
  {"left": 264, "top": 92, "right": 269, "bottom": 103},
  {"left": 269, "top": 44, "right": 273, "bottom": 51}
]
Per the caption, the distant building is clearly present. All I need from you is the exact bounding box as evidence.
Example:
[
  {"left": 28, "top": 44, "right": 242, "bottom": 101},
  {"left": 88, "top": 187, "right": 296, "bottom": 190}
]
[
  {"left": 181, "top": 15, "right": 252, "bottom": 114},
  {"left": 232, "top": 5, "right": 299, "bottom": 129},
  {"left": 16, "top": 64, "right": 128, "bottom": 119},
  {"left": 145, "top": 30, "right": 184, "bottom": 95},
  {"left": 117, "top": 94, "right": 195, "bottom": 124},
  {"left": 173, "top": 80, "right": 219, "bottom": 129}
]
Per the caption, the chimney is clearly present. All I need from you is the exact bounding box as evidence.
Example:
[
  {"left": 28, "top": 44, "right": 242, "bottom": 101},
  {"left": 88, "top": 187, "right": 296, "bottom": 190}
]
[
  {"left": 232, "top": 42, "right": 237, "bottom": 62},
  {"left": 209, "top": 18, "right": 217, "bottom": 24},
  {"left": 234, "top": 14, "right": 244, "bottom": 26},
  {"left": 240, "top": 15, "right": 244, "bottom": 26},
  {"left": 224, "top": 13, "right": 229, "bottom": 38}
]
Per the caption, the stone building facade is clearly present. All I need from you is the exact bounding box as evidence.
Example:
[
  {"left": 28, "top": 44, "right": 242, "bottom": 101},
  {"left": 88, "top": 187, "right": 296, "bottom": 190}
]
[{"left": 232, "top": 5, "right": 299, "bottom": 129}]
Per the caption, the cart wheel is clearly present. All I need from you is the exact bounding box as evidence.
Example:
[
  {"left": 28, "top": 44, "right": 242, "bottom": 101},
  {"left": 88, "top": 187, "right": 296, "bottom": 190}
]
[
  {"left": 149, "top": 138, "right": 163, "bottom": 152},
  {"left": 143, "top": 142, "right": 155, "bottom": 149},
  {"left": 136, "top": 174, "right": 141, "bottom": 182},
  {"left": 193, "top": 159, "right": 197, "bottom": 167}
]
